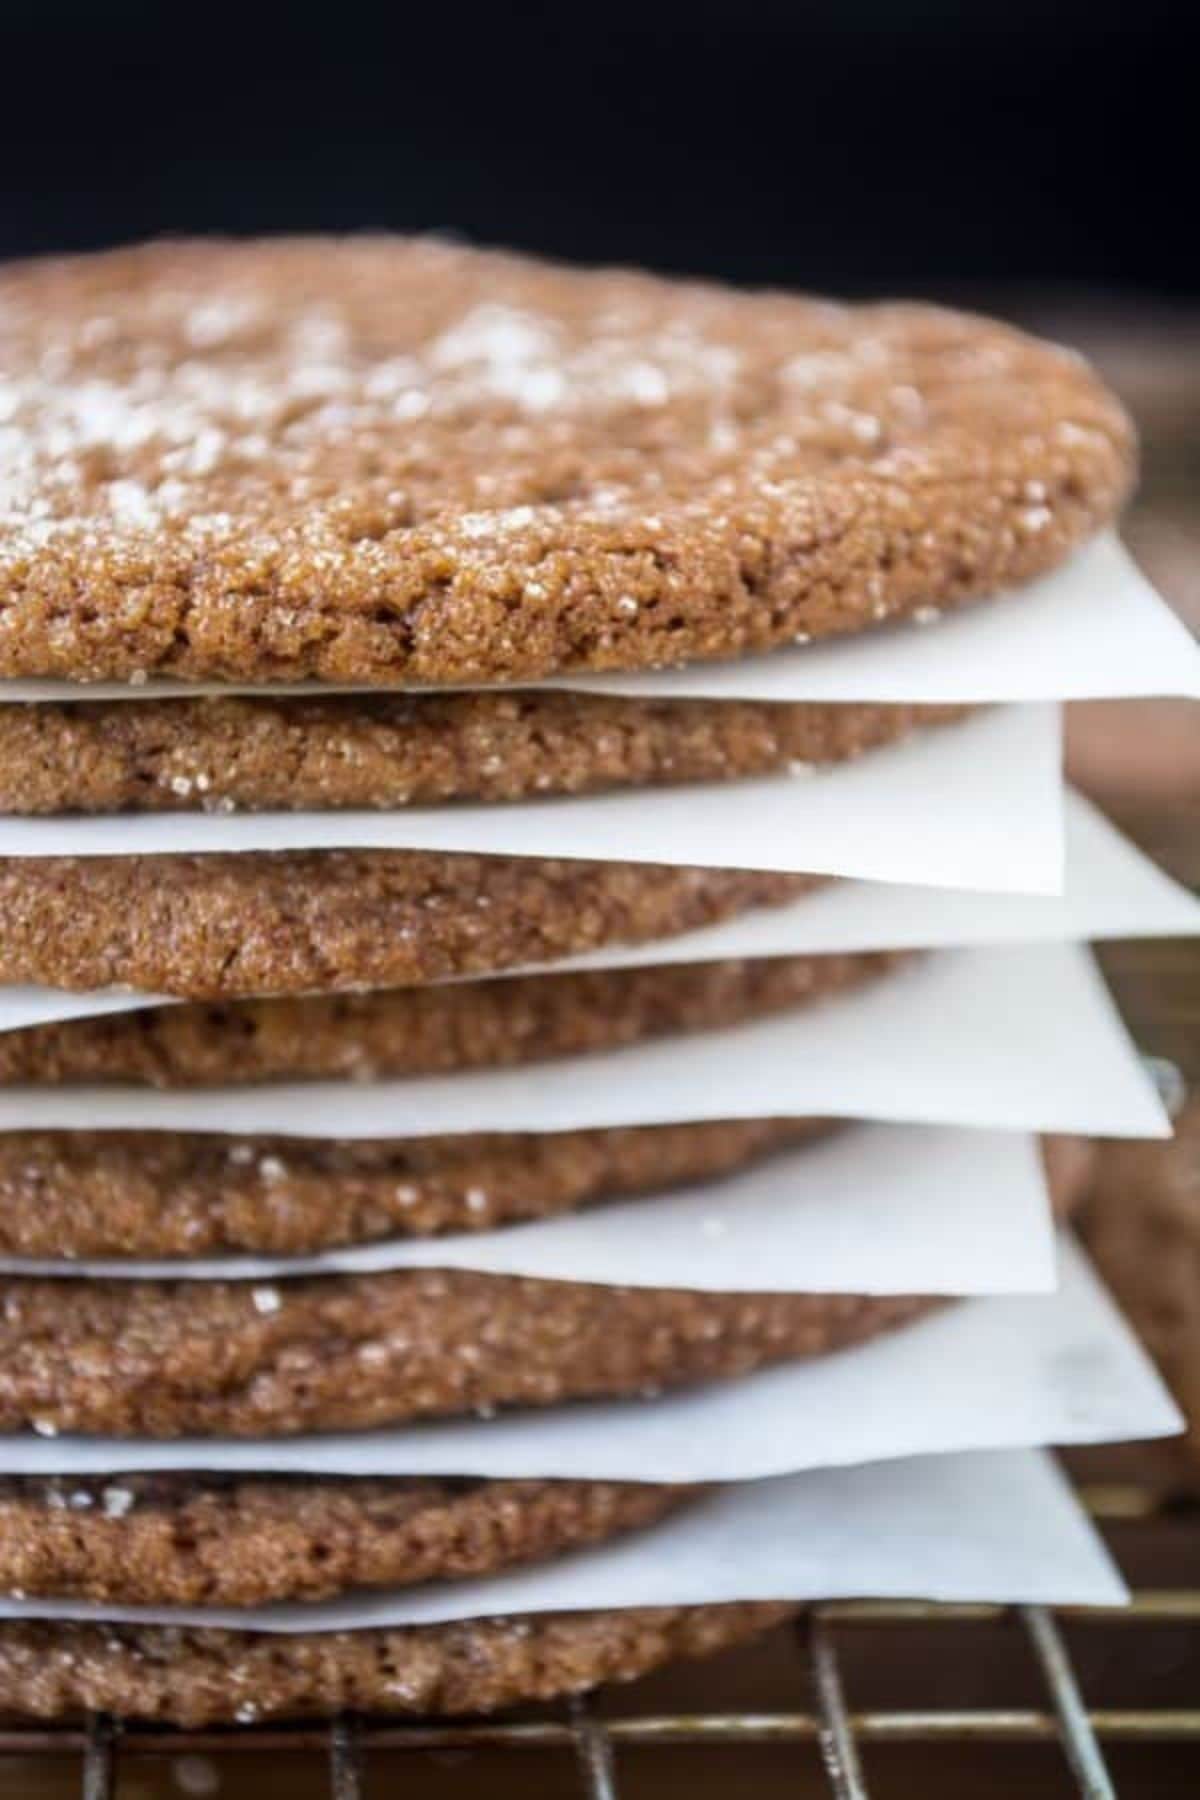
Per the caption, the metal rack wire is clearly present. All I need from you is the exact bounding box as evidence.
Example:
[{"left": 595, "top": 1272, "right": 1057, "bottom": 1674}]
[{"left": 1, "top": 1480, "right": 1194, "bottom": 1800}]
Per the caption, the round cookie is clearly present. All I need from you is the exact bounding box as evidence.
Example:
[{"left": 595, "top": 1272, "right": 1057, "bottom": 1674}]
[
  {"left": 2, "top": 1124, "right": 1086, "bottom": 1264},
  {"left": 0, "top": 952, "right": 901, "bottom": 1087},
  {"left": 0, "top": 851, "right": 813, "bottom": 999},
  {"left": 0, "top": 1271, "right": 936, "bottom": 1436},
  {"left": 0, "top": 1472, "right": 693, "bottom": 1607},
  {"left": 0, "top": 1119, "right": 828, "bottom": 1258},
  {"left": 0, "top": 239, "right": 1131, "bottom": 687},
  {"left": 0, "top": 1603, "right": 796, "bottom": 1725},
  {"left": 0, "top": 694, "right": 968, "bottom": 814}
]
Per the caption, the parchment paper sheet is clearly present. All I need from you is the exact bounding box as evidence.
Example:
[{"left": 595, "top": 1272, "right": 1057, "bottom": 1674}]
[
  {"left": 0, "top": 1122, "right": 1055, "bottom": 1292},
  {"left": 0, "top": 945, "right": 1163, "bottom": 1139},
  {"left": 0, "top": 1448, "right": 1126, "bottom": 1629},
  {"left": 0, "top": 792, "right": 1189, "bottom": 1034},
  {"left": 0, "top": 1238, "right": 1176, "bottom": 1483},
  {"left": 0, "top": 704, "right": 1063, "bottom": 894}
]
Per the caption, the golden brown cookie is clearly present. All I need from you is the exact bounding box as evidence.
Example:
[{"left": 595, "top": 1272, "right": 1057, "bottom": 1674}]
[
  {"left": 0, "top": 1270, "right": 935, "bottom": 1436},
  {"left": 0, "top": 953, "right": 899, "bottom": 1087},
  {"left": 0, "top": 238, "right": 1131, "bottom": 687},
  {"left": 0, "top": 1603, "right": 796, "bottom": 1724},
  {"left": 0, "top": 1119, "right": 828, "bottom": 1258},
  {"left": 0, "top": 1473, "right": 692, "bottom": 1607},
  {"left": 0, "top": 851, "right": 813, "bottom": 999},
  {"left": 0, "top": 693, "right": 967, "bottom": 814}
]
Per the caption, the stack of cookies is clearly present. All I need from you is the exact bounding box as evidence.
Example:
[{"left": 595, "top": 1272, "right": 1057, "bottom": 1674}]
[{"left": 0, "top": 236, "right": 1188, "bottom": 1727}]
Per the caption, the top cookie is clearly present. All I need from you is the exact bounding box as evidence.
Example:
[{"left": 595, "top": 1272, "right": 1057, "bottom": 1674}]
[{"left": 0, "top": 237, "right": 1132, "bottom": 687}]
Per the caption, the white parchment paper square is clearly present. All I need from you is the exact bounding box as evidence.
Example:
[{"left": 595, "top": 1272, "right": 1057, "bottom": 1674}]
[
  {"left": 0, "top": 792, "right": 1189, "bottom": 1036},
  {"left": 0, "top": 704, "right": 1064, "bottom": 893},
  {"left": 0, "top": 1238, "right": 1177, "bottom": 1483},
  {"left": 0, "top": 1449, "right": 1126, "bottom": 1629},
  {"left": 0, "top": 1123, "right": 1056, "bottom": 1292},
  {"left": 540, "top": 791, "right": 1200, "bottom": 969},
  {"left": 0, "top": 945, "right": 1162, "bottom": 1139}
]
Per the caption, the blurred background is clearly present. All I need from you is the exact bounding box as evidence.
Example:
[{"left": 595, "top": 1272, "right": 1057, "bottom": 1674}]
[{"left": 3, "top": 0, "right": 1197, "bottom": 298}]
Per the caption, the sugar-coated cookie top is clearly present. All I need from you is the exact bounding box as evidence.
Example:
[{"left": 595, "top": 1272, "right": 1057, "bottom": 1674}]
[{"left": 0, "top": 236, "right": 1133, "bottom": 685}]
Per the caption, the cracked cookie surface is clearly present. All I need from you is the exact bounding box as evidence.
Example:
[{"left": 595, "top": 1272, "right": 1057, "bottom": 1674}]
[
  {"left": 0, "top": 237, "right": 1131, "bottom": 687},
  {"left": 0, "top": 851, "right": 812, "bottom": 998}
]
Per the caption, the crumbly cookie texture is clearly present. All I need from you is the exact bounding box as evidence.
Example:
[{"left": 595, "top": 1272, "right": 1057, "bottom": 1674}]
[
  {"left": 0, "top": 1603, "right": 796, "bottom": 1725},
  {"left": 0, "top": 1472, "right": 692, "bottom": 1607},
  {"left": 0, "top": 851, "right": 813, "bottom": 999},
  {"left": 0, "top": 1271, "right": 935, "bottom": 1436},
  {"left": 1, "top": 1124, "right": 1079, "bottom": 1264},
  {"left": 0, "top": 1119, "right": 828, "bottom": 1258},
  {"left": 0, "top": 693, "right": 968, "bottom": 814},
  {"left": 0, "top": 237, "right": 1131, "bottom": 686},
  {"left": 0, "top": 952, "right": 900, "bottom": 1087}
]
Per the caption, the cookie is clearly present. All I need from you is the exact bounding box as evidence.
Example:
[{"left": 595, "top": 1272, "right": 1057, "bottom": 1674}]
[
  {"left": 1079, "top": 1096, "right": 1200, "bottom": 1470},
  {"left": 0, "top": 238, "right": 1131, "bottom": 687},
  {"left": 0, "top": 952, "right": 899, "bottom": 1087},
  {"left": 0, "top": 851, "right": 813, "bottom": 999},
  {"left": 0, "top": 1603, "right": 796, "bottom": 1725},
  {"left": 0, "top": 693, "right": 968, "bottom": 814},
  {"left": 0, "top": 1119, "right": 828, "bottom": 1258},
  {"left": 0, "top": 1473, "right": 692, "bottom": 1607},
  {"left": 0, "top": 1271, "right": 935, "bottom": 1436}
]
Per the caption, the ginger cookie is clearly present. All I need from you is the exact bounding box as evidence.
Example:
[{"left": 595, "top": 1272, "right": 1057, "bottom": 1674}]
[
  {"left": 0, "top": 1603, "right": 796, "bottom": 1725},
  {"left": 0, "top": 1270, "right": 935, "bottom": 1436},
  {"left": 0, "top": 851, "right": 813, "bottom": 999},
  {"left": 0, "top": 238, "right": 1131, "bottom": 688},
  {"left": 0, "top": 1119, "right": 828, "bottom": 1259},
  {"left": 0, "top": 952, "right": 900, "bottom": 1087},
  {"left": 0, "top": 693, "right": 968, "bottom": 814},
  {"left": 0, "top": 1472, "right": 693, "bottom": 1608}
]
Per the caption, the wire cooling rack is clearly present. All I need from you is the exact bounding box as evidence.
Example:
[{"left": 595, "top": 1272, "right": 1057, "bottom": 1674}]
[{"left": 0, "top": 1479, "right": 1194, "bottom": 1800}]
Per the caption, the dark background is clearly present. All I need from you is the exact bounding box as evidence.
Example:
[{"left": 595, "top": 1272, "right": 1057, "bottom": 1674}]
[{"left": 3, "top": 0, "right": 1197, "bottom": 299}]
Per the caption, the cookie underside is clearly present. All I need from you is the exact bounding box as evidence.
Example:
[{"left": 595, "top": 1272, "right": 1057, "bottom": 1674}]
[{"left": 0, "top": 1602, "right": 798, "bottom": 1724}]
